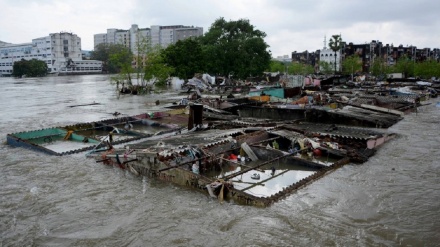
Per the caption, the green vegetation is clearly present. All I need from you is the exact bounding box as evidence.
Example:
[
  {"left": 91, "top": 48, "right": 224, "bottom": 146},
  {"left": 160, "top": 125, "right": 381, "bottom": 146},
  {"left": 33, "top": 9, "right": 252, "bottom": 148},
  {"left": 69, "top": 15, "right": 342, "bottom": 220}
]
[
  {"left": 200, "top": 17, "right": 271, "bottom": 79},
  {"left": 290, "top": 63, "right": 314, "bottom": 75},
  {"left": 369, "top": 57, "right": 390, "bottom": 78},
  {"left": 342, "top": 55, "right": 363, "bottom": 78},
  {"left": 269, "top": 61, "right": 314, "bottom": 75},
  {"left": 133, "top": 34, "right": 152, "bottom": 86},
  {"left": 90, "top": 43, "right": 133, "bottom": 73},
  {"left": 339, "top": 54, "right": 440, "bottom": 80},
  {"left": 414, "top": 60, "right": 440, "bottom": 79},
  {"left": 269, "top": 61, "right": 288, "bottom": 73},
  {"left": 12, "top": 59, "right": 48, "bottom": 77},
  {"left": 162, "top": 38, "right": 204, "bottom": 81},
  {"left": 389, "top": 57, "right": 440, "bottom": 79},
  {"left": 91, "top": 17, "right": 271, "bottom": 94},
  {"left": 393, "top": 55, "right": 414, "bottom": 78},
  {"left": 319, "top": 61, "right": 333, "bottom": 75},
  {"left": 109, "top": 45, "right": 134, "bottom": 82},
  {"left": 144, "top": 45, "right": 174, "bottom": 87}
]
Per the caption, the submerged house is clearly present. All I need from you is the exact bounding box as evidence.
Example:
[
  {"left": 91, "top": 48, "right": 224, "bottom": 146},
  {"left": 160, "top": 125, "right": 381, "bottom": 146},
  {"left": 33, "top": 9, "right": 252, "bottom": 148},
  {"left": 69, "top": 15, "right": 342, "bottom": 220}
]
[{"left": 8, "top": 79, "right": 418, "bottom": 206}]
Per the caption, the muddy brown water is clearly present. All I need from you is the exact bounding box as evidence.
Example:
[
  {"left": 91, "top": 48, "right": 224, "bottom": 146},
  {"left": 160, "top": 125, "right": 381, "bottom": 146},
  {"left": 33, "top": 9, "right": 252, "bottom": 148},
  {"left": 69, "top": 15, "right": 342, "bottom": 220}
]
[{"left": 1, "top": 75, "right": 439, "bottom": 246}]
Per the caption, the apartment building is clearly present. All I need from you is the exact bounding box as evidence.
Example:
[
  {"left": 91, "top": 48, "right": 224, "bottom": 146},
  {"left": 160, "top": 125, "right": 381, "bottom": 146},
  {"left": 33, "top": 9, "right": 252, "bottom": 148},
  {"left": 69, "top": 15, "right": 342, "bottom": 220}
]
[
  {"left": 94, "top": 24, "right": 203, "bottom": 55},
  {"left": 0, "top": 32, "right": 102, "bottom": 76},
  {"left": 292, "top": 38, "right": 440, "bottom": 74}
]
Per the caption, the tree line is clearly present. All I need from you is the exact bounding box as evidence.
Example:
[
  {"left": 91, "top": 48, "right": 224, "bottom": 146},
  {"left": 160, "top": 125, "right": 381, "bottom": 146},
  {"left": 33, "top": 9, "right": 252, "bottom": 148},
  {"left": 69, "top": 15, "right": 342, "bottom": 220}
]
[{"left": 90, "top": 17, "right": 272, "bottom": 88}]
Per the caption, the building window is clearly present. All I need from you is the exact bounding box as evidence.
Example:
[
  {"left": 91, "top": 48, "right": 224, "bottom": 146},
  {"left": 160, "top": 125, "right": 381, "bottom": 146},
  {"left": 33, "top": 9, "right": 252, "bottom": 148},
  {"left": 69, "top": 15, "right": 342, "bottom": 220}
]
[{"left": 63, "top": 40, "right": 68, "bottom": 45}]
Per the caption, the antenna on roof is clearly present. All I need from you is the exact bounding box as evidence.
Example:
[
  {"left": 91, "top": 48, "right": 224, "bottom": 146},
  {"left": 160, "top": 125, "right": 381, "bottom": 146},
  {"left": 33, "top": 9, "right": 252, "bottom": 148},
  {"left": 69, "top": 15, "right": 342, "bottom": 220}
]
[{"left": 323, "top": 35, "right": 327, "bottom": 49}]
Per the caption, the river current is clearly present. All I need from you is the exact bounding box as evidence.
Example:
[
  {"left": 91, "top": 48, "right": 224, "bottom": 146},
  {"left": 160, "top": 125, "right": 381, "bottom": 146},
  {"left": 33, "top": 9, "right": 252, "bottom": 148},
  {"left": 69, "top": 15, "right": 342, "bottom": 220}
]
[{"left": 0, "top": 75, "right": 439, "bottom": 246}]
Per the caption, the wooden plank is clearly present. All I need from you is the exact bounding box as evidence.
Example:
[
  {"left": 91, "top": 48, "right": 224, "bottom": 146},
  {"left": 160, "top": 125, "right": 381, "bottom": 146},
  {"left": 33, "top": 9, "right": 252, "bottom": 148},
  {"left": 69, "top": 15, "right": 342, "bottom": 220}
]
[
  {"left": 241, "top": 142, "right": 259, "bottom": 161},
  {"left": 360, "top": 104, "right": 405, "bottom": 117}
]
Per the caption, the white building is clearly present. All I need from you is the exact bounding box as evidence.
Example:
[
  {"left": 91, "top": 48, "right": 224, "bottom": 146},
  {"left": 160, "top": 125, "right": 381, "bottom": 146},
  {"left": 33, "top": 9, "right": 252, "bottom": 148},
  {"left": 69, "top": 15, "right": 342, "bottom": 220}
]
[
  {"left": 273, "top": 55, "right": 291, "bottom": 63},
  {"left": 319, "top": 47, "right": 341, "bottom": 72},
  {"left": 0, "top": 32, "right": 102, "bottom": 76},
  {"left": 94, "top": 24, "right": 203, "bottom": 55}
]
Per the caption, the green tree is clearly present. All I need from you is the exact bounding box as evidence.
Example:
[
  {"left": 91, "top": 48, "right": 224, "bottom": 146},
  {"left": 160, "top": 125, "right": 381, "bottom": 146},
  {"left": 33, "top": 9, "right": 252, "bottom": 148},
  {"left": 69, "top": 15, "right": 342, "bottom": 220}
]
[
  {"left": 90, "top": 43, "right": 132, "bottom": 73},
  {"left": 162, "top": 38, "right": 205, "bottom": 80},
  {"left": 133, "top": 34, "right": 152, "bottom": 86},
  {"left": 290, "top": 63, "right": 314, "bottom": 75},
  {"left": 393, "top": 55, "right": 414, "bottom": 78},
  {"left": 201, "top": 17, "right": 271, "bottom": 79},
  {"left": 269, "top": 60, "right": 288, "bottom": 73},
  {"left": 319, "top": 61, "right": 333, "bottom": 75},
  {"left": 328, "top": 34, "right": 343, "bottom": 74},
  {"left": 12, "top": 59, "right": 48, "bottom": 77},
  {"left": 109, "top": 47, "right": 134, "bottom": 84},
  {"left": 144, "top": 45, "right": 174, "bottom": 87},
  {"left": 369, "top": 57, "right": 390, "bottom": 78},
  {"left": 414, "top": 60, "right": 440, "bottom": 79},
  {"left": 342, "top": 55, "right": 363, "bottom": 79},
  {"left": 90, "top": 43, "right": 110, "bottom": 72}
]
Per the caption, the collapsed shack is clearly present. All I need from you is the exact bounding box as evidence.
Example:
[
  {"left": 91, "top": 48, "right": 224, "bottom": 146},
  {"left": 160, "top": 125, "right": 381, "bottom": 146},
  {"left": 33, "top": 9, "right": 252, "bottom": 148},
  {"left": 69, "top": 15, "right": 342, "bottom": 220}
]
[
  {"left": 236, "top": 103, "right": 403, "bottom": 128},
  {"left": 90, "top": 113, "right": 394, "bottom": 206},
  {"left": 7, "top": 94, "right": 403, "bottom": 207}
]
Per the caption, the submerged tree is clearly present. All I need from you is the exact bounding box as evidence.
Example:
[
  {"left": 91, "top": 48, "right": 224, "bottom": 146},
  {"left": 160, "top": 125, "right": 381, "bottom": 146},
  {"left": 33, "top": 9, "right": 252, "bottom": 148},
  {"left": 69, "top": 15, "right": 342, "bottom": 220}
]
[
  {"left": 133, "top": 33, "right": 152, "bottom": 86},
  {"left": 90, "top": 43, "right": 132, "bottom": 73},
  {"left": 108, "top": 45, "right": 134, "bottom": 87},
  {"left": 201, "top": 17, "right": 271, "bottom": 79},
  {"left": 144, "top": 44, "right": 174, "bottom": 87},
  {"left": 328, "top": 34, "right": 343, "bottom": 74},
  {"left": 12, "top": 59, "right": 48, "bottom": 77}
]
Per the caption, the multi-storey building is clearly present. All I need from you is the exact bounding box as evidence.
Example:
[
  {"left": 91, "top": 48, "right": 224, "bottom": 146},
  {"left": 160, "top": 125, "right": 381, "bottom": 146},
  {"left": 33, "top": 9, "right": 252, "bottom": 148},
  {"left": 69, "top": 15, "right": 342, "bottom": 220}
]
[
  {"left": 94, "top": 24, "right": 202, "bottom": 69},
  {"left": 273, "top": 55, "right": 291, "bottom": 63},
  {"left": 342, "top": 40, "right": 440, "bottom": 73},
  {"left": 0, "top": 32, "right": 102, "bottom": 76},
  {"left": 343, "top": 42, "right": 374, "bottom": 72},
  {"left": 291, "top": 51, "right": 319, "bottom": 66},
  {"left": 94, "top": 24, "right": 203, "bottom": 54},
  {"left": 429, "top": 48, "right": 440, "bottom": 61},
  {"left": 291, "top": 38, "right": 440, "bottom": 74}
]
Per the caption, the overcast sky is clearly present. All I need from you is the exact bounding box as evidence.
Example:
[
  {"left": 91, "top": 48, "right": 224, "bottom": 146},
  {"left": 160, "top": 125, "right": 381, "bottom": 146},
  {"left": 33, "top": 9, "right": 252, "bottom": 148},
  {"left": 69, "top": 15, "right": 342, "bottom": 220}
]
[{"left": 1, "top": 0, "right": 439, "bottom": 57}]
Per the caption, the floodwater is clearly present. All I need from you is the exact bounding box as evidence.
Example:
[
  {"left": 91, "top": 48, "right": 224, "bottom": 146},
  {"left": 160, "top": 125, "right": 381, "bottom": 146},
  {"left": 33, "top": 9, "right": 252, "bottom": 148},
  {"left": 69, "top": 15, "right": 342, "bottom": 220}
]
[{"left": 1, "top": 75, "right": 439, "bottom": 246}]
